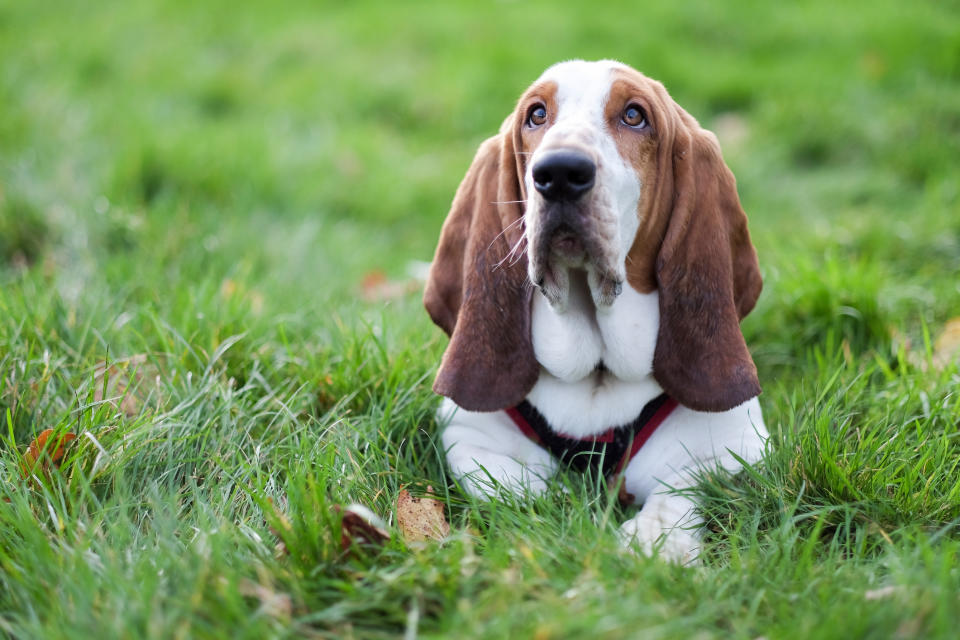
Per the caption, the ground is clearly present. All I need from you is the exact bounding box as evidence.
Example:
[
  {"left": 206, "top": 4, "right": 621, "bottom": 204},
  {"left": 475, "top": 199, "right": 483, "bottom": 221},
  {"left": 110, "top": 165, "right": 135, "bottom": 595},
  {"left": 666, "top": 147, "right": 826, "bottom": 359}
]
[{"left": 1, "top": 0, "right": 959, "bottom": 638}]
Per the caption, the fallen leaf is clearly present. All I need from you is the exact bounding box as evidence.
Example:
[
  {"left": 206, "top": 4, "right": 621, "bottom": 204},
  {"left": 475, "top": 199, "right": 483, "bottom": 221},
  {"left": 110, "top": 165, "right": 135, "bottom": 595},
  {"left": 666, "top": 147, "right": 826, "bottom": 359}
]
[
  {"left": 396, "top": 486, "right": 450, "bottom": 543},
  {"left": 265, "top": 497, "right": 391, "bottom": 556},
  {"left": 22, "top": 429, "right": 77, "bottom": 477},
  {"left": 360, "top": 269, "right": 387, "bottom": 289},
  {"left": 337, "top": 503, "right": 390, "bottom": 549},
  {"left": 932, "top": 318, "right": 960, "bottom": 370}
]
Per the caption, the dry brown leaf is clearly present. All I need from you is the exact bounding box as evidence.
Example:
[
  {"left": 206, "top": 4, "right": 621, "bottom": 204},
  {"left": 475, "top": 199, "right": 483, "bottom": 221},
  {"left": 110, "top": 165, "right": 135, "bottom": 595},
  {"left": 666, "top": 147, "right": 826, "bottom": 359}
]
[
  {"left": 396, "top": 486, "right": 450, "bottom": 543},
  {"left": 932, "top": 318, "right": 960, "bottom": 371},
  {"left": 360, "top": 270, "right": 387, "bottom": 290},
  {"left": 21, "top": 429, "right": 77, "bottom": 477},
  {"left": 337, "top": 504, "right": 390, "bottom": 549}
]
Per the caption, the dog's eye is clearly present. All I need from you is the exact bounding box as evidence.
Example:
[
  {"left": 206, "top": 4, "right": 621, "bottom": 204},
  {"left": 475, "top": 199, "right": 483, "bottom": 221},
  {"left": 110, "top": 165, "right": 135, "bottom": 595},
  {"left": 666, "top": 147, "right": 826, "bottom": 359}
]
[
  {"left": 527, "top": 105, "right": 547, "bottom": 127},
  {"left": 622, "top": 104, "right": 648, "bottom": 129}
]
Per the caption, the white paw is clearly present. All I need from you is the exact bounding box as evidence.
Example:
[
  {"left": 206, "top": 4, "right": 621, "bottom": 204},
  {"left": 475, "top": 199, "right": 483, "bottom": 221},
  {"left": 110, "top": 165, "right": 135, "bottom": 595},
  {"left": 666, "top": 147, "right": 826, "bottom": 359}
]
[
  {"left": 446, "top": 447, "right": 554, "bottom": 500},
  {"left": 619, "top": 510, "right": 702, "bottom": 566},
  {"left": 454, "top": 467, "right": 552, "bottom": 500}
]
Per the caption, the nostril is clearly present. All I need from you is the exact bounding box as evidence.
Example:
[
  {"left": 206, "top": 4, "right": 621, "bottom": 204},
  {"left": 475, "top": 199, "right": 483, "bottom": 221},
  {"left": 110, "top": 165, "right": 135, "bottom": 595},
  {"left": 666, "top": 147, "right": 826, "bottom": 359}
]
[
  {"left": 568, "top": 169, "right": 594, "bottom": 188},
  {"left": 532, "top": 166, "right": 553, "bottom": 190}
]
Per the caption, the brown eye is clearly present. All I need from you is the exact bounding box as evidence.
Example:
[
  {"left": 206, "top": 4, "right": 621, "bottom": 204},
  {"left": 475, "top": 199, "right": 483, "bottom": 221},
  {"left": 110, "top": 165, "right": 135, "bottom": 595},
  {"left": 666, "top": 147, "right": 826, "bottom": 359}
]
[
  {"left": 527, "top": 104, "right": 547, "bottom": 127},
  {"left": 622, "top": 104, "right": 648, "bottom": 129}
]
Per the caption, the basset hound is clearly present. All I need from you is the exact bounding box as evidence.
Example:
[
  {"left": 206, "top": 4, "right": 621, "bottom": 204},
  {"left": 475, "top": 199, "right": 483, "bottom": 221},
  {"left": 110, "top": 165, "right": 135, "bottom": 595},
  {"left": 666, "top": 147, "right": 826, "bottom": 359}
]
[{"left": 424, "top": 60, "right": 768, "bottom": 563}]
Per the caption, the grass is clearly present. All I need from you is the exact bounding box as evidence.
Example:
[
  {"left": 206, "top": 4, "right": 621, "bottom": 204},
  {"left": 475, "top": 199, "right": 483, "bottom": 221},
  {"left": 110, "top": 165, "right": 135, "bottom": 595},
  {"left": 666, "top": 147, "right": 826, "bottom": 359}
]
[{"left": 1, "top": 0, "right": 959, "bottom": 637}]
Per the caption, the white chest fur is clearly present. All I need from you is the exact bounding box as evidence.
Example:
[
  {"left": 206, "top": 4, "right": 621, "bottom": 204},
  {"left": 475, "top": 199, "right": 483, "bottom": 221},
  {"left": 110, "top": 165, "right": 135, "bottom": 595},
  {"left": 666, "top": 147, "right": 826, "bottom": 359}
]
[{"left": 527, "top": 272, "right": 664, "bottom": 437}]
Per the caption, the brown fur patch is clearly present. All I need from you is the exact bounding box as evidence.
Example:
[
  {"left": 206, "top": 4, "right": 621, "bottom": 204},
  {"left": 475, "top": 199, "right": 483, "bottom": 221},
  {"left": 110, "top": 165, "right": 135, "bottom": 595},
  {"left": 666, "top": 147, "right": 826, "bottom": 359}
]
[
  {"left": 424, "top": 126, "right": 537, "bottom": 411},
  {"left": 515, "top": 80, "right": 558, "bottom": 158}
]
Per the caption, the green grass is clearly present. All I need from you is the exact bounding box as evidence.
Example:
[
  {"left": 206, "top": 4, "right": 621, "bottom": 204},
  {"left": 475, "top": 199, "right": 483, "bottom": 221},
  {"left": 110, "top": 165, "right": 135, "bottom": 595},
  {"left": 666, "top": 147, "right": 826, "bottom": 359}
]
[{"left": 2, "top": 0, "right": 959, "bottom": 637}]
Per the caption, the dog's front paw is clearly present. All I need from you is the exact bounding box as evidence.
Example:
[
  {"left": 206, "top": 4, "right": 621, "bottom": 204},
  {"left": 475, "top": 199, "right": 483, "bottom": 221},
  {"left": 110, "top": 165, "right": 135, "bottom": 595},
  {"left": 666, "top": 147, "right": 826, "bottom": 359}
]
[{"left": 619, "top": 509, "right": 702, "bottom": 566}]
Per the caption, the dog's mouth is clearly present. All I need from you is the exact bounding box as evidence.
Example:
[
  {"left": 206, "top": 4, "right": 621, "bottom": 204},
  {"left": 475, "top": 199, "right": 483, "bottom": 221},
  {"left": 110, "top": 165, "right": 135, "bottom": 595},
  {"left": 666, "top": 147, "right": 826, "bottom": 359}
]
[
  {"left": 549, "top": 223, "right": 586, "bottom": 261},
  {"left": 530, "top": 213, "right": 623, "bottom": 310}
]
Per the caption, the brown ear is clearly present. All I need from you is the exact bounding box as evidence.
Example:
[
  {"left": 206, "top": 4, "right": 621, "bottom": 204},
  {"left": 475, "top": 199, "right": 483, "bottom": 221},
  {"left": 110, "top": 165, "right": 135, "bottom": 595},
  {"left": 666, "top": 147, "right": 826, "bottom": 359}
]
[
  {"left": 652, "top": 110, "right": 763, "bottom": 412},
  {"left": 423, "top": 123, "right": 539, "bottom": 411}
]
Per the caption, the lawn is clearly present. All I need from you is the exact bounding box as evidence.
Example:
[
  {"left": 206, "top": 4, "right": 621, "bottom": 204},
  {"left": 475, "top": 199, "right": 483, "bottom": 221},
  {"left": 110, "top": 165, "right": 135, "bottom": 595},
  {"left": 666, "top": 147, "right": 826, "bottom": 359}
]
[{"left": 1, "top": 0, "right": 959, "bottom": 637}]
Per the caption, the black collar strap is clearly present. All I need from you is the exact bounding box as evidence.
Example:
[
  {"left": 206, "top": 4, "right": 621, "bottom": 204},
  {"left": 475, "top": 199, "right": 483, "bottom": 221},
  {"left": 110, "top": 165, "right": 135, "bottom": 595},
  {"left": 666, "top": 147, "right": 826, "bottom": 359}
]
[{"left": 505, "top": 393, "right": 678, "bottom": 477}]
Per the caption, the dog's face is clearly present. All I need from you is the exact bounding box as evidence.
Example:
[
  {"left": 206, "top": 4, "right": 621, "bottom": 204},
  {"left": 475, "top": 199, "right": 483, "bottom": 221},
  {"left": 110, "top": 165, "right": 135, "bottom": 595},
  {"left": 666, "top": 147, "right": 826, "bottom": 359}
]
[
  {"left": 425, "top": 59, "right": 762, "bottom": 413},
  {"left": 516, "top": 60, "right": 655, "bottom": 309}
]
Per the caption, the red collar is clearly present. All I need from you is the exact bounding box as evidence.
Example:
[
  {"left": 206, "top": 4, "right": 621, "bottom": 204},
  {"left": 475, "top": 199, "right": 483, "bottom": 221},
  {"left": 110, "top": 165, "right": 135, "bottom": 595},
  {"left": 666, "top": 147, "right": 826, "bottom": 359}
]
[{"left": 506, "top": 394, "right": 678, "bottom": 477}]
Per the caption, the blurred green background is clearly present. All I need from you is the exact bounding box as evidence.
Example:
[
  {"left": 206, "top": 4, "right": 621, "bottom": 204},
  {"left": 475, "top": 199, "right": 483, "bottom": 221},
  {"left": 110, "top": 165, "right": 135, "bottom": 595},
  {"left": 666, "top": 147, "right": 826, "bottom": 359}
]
[
  {"left": 2, "top": 1, "right": 960, "bottom": 637},
  {"left": 3, "top": 0, "right": 957, "bottom": 312}
]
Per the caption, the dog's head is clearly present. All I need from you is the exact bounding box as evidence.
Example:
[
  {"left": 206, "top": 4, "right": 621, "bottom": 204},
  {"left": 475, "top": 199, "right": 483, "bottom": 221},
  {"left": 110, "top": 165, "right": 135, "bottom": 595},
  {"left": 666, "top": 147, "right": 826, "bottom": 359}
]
[{"left": 424, "top": 60, "right": 762, "bottom": 413}]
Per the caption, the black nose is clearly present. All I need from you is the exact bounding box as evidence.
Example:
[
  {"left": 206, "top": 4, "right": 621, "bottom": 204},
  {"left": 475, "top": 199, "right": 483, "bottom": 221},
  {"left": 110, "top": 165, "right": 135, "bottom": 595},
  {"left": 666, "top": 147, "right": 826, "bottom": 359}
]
[{"left": 532, "top": 151, "right": 596, "bottom": 202}]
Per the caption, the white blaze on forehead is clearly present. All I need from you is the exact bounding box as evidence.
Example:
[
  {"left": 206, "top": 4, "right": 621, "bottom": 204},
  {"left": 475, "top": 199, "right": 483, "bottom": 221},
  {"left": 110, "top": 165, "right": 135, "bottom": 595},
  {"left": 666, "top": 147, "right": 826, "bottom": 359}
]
[
  {"left": 528, "top": 59, "right": 643, "bottom": 265},
  {"left": 535, "top": 60, "right": 624, "bottom": 142}
]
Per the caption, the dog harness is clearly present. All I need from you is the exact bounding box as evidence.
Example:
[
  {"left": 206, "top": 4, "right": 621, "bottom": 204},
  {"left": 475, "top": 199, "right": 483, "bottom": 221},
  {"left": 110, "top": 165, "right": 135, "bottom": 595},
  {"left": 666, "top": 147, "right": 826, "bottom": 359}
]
[{"left": 506, "top": 393, "right": 678, "bottom": 478}]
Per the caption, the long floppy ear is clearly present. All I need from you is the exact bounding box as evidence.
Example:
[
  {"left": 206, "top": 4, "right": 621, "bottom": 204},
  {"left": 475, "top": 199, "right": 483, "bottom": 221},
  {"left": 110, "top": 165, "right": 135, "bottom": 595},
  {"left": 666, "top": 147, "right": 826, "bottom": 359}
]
[
  {"left": 652, "top": 109, "right": 763, "bottom": 412},
  {"left": 423, "top": 120, "right": 539, "bottom": 412}
]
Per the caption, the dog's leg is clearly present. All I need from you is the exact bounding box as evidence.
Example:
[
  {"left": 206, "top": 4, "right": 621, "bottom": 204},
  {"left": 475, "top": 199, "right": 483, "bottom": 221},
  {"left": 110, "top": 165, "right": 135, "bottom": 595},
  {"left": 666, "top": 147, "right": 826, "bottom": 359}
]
[
  {"left": 617, "top": 400, "right": 767, "bottom": 564},
  {"left": 619, "top": 488, "right": 703, "bottom": 565},
  {"left": 438, "top": 398, "right": 557, "bottom": 499}
]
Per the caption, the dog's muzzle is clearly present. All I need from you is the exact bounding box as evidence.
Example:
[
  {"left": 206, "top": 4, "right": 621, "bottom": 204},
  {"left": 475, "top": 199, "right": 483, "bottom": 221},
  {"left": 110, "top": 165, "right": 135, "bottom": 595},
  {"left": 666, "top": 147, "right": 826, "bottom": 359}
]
[{"left": 529, "top": 149, "right": 622, "bottom": 308}]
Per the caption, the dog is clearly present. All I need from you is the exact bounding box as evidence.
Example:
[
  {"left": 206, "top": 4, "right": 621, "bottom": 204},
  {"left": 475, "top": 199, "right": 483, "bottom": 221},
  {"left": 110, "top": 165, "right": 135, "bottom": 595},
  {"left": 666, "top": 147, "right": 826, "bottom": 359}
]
[{"left": 424, "top": 59, "right": 767, "bottom": 563}]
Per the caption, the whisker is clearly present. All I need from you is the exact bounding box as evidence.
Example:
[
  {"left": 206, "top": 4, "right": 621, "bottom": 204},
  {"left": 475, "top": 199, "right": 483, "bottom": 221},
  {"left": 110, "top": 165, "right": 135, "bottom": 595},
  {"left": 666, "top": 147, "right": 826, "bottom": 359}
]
[
  {"left": 493, "top": 243, "right": 516, "bottom": 270},
  {"left": 493, "top": 232, "right": 528, "bottom": 271},
  {"left": 508, "top": 239, "right": 528, "bottom": 267},
  {"left": 486, "top": 215, "right": 526, "bottom": 253},
  {"left": 510, "top": 229, "right": 527, "bottom": 255},
  {"left": 503, "top": 235, "right": 528, "bottom": 268},
  {"left": 504, "top": 240, "right": 521, "bottom": 264}
]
